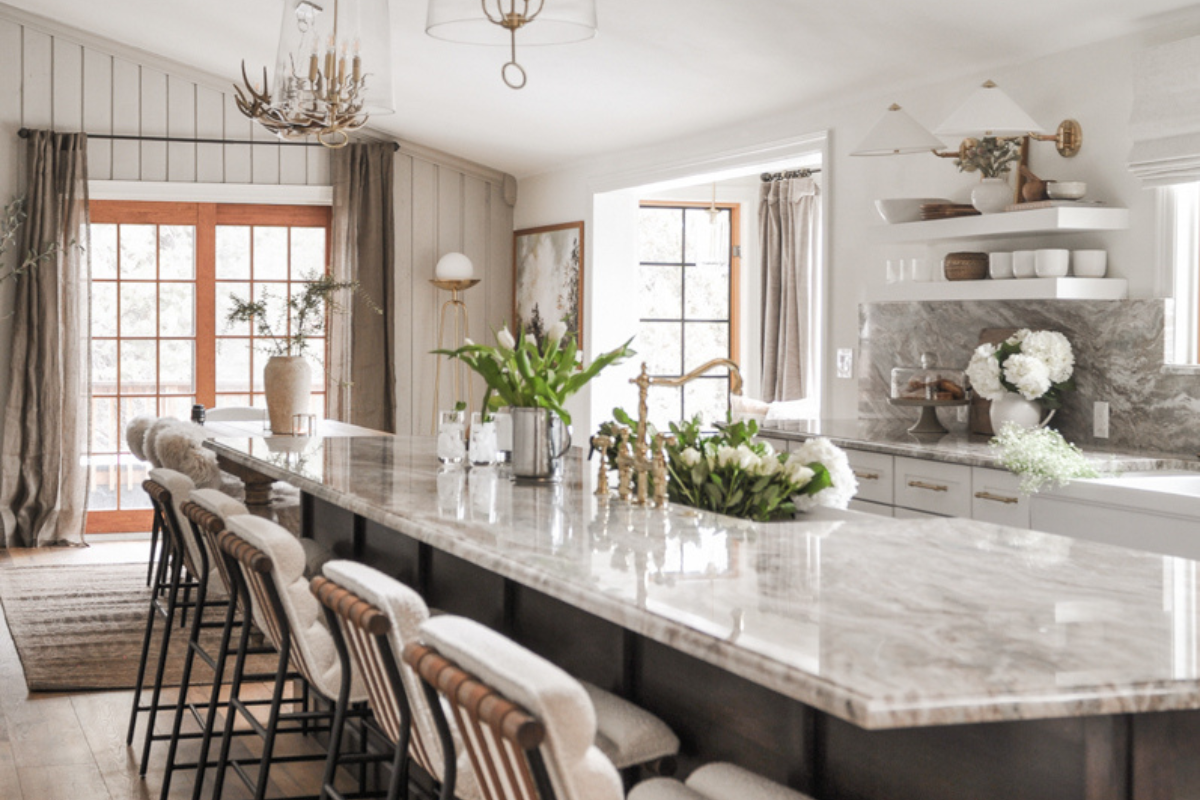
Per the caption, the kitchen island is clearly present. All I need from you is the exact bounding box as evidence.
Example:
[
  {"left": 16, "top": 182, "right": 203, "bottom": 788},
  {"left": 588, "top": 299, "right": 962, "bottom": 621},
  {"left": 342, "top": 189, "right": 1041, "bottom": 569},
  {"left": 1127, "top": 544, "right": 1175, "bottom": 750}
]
[{"left": 206, "top": 432, "right": 1200, "bottom": 800}]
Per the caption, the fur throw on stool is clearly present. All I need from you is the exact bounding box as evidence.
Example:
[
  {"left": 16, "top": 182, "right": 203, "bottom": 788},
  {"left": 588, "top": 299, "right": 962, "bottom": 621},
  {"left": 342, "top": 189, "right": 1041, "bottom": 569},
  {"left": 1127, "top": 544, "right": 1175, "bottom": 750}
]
[
  {"left": 155, "top": 423, "right": 222, "bottom": 489},
  {"left": 125, "top": 415, "right": 157, "bottom": 462}
]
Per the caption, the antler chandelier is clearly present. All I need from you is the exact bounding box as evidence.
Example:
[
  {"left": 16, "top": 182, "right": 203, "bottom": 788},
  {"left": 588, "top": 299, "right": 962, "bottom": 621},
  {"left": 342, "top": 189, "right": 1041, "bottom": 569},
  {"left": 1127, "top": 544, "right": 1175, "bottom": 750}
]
[
  {"left": 426, "top": 0, "right": 597, "bottom": 90},
  {"left": 235, "top": 0, "right": 394, "bottom": 148}
]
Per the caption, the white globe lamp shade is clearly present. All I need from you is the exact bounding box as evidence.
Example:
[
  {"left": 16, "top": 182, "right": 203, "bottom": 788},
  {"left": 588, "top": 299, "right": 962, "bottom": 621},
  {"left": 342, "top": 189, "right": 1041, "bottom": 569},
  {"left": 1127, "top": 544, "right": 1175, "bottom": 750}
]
[
  {"left": 435, "top": 252, "right": 475, "bottom": 280},
  {"left": 935, "top": 80, "right": 1045, "bottom": 138},
  {"left": 851, "top": 104, "right": 947, "bottom": 156}
]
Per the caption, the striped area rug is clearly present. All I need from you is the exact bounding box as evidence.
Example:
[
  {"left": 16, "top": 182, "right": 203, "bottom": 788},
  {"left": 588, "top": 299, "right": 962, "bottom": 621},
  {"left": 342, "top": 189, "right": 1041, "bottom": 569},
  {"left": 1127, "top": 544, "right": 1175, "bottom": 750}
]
[{"left": 0, "top": 562, "right": 272, "bottom": 692}]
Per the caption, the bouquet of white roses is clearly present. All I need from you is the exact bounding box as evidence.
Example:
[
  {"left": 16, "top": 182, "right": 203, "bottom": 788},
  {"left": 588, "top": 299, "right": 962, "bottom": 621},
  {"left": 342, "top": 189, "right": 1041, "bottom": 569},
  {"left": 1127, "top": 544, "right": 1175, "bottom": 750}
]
[
  {"left": 965, "top": 329, "right": 1076, "bottom": 409},
  {"left": 663, "top": 417, "right": 857, "bottom": 522}
]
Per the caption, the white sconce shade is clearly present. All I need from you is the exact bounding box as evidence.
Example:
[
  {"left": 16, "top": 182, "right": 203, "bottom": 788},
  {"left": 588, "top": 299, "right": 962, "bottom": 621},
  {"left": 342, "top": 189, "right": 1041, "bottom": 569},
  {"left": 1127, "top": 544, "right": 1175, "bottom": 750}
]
[
  {"left": 851, "top": 104, "right": 947, "bottom": 156},
  {"left": 426, "top": 0, "right": 597, "bottom": 45},
  {"left": 435, "top": 252, "right": 475, "bottom": 280},
  {"left": 935, "top": 80, "right": 1045, "bottom": 138}
]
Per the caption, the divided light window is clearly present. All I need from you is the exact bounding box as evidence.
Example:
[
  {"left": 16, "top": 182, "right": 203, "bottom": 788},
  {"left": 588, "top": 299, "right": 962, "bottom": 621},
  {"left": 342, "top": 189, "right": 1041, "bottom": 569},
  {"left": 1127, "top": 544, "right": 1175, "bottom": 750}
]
[
  {"left": 87, "top": 202, "right": 331, "bottom": 533},
  {"left": 636, "top": 202, "right": 740, "bottom": 431}
]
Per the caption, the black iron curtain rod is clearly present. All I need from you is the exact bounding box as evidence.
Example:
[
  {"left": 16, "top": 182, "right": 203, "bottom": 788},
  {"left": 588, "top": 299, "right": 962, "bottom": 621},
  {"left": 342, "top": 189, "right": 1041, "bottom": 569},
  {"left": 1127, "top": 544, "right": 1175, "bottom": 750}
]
[
  {"left": 16, "top": 127, "right": 400, "bottom": 151},
  {"left": 761, "top": 168, "right": 820, "bottom": 181}
]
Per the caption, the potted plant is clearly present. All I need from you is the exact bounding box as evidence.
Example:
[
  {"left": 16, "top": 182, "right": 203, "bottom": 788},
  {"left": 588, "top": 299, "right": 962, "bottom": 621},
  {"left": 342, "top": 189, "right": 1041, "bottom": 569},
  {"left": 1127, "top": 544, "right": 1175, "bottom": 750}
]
[
  {"left": 436, "top": 321, "right": 634, "bottom": 481},
  {"left": 225, "top": 273, "right": 374, "bottom": 434},
  {"left": 965, "top": 329, "right": 1076, "bottom": 431},
  {"left": 955, "top": 136, "right": 1020, "bottom": 213}
]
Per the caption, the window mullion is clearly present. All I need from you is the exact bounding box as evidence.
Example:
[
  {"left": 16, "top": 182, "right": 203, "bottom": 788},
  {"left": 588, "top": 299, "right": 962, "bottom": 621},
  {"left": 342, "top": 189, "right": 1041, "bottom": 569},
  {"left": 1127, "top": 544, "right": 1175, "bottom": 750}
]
[{"left": 196, "top": 204, "right": 217, "bottom": 406}]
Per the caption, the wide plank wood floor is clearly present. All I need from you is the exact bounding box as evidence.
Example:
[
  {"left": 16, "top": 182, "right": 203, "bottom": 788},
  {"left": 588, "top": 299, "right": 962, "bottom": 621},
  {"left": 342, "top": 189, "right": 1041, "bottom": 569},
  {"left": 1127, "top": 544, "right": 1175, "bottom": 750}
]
[{"left": 0, "top": 539, "right": 349, "bottom": 800}]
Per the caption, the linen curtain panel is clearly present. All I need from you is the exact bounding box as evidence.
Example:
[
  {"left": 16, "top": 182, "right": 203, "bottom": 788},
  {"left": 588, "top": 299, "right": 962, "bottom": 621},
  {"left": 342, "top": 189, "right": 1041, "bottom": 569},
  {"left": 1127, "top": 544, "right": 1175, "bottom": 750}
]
[
  {"left": 329, "top": 142, "right": 396, "bottom": 432},
  {"left": 0, "top": 131, "right": 90, "bottom": 547},
  {"left": 759, "top": 176, "right": 818, "bottom": 402}
]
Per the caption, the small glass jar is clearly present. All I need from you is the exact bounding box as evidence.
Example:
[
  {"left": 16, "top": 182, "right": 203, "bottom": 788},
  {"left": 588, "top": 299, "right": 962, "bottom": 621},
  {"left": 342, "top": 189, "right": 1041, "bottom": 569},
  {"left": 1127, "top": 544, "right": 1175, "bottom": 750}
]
[
  {"left": 437, "top": 409, "right": 467, "bottom": 464},
  {"left": 469, "top": 412, "right": 498, "bottom": 467},
  {"left": 890, "top": 351, "right": 969, "bottom": 402}
]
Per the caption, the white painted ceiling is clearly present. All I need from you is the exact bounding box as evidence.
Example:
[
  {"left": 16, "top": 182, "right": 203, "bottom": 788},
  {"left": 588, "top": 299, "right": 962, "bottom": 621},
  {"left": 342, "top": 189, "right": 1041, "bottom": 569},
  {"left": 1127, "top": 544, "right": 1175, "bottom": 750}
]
[{"left": 7, "top": 0, "right": 1200, "bottom": 177}]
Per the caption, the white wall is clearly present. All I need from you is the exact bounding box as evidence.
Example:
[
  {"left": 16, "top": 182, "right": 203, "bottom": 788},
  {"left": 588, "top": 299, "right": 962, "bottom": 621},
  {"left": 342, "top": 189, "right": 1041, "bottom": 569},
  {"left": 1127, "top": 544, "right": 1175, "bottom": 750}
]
[
  {"left": 0, "top": 5, "right": 515, "bottom": 442},
  {"left": 515, "top": 24, "right": 1198, "bottom": 429}
]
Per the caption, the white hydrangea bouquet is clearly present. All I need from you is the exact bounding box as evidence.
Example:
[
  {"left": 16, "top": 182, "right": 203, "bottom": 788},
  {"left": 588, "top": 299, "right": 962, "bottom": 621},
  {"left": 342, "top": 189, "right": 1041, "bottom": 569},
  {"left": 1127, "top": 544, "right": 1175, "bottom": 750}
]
[
  {"left": 663, "top": 417, "right": 857, "bottom": 522},
  {"left": 964, "top": 329, "right": 1076, "bottom": 409}
]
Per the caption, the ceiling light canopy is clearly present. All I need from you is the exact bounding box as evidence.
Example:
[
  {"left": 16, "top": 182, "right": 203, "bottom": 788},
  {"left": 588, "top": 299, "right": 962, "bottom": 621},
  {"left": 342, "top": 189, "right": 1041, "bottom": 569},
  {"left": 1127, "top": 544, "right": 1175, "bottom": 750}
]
[
  {"left": 236, "top": 0, "right": 395, "bottom": 148},
  {"left": 426, "top": 0, "right": 598, "bottom": 89},
  {"left": 935, "top": 80, "right": 1045, "bottom": 138},
  {"left": 850, "top": 103, "right": 946, "bottom": 156}
]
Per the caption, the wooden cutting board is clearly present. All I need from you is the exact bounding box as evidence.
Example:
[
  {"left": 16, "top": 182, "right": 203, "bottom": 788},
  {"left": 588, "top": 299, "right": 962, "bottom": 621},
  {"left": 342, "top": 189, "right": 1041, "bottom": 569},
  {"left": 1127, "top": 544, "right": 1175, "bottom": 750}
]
[{"left": 969, "top": 327, "right": 1018, "bottom": 437}]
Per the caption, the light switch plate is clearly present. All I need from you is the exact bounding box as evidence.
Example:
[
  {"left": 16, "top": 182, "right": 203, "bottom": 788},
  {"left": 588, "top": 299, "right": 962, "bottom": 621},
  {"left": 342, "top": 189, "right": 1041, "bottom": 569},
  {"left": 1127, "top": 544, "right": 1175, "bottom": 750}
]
[{"left": 836, "top": 348, "right": 854, "bottom": 379}]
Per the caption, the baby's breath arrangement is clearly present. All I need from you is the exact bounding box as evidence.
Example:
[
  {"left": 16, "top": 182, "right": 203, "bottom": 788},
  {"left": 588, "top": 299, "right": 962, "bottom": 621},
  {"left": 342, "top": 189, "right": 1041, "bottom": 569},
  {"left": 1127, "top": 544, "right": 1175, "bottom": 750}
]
[{"left": 991, "top": 424, "right": 1100, "bottom": 494}]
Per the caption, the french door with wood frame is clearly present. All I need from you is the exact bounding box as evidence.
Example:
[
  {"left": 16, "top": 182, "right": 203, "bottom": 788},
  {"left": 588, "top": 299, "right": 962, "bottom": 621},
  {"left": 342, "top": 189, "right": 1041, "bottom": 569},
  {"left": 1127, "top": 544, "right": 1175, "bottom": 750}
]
[{"left": 87, "top": 201, "right": 331, "bottom": 533}]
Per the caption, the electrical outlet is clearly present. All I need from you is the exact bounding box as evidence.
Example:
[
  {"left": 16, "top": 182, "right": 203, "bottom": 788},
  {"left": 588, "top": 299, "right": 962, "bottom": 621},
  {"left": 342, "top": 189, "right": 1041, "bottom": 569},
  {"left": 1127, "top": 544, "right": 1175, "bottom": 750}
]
[
  {"left": 1093, "top": 401, "right": 1110, "bottom": 439},
  {"left": 836, "top": 348, "right": 854, "bottom": 379}
]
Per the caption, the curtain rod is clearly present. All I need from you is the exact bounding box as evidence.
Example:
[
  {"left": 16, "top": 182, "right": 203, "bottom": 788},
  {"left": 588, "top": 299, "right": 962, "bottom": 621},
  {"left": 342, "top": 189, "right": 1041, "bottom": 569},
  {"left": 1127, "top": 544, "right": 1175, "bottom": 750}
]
[
  {"left": 16, "top": 127, "right": 400, "bottom": 151},
  {"left": 761, "top": 168, "right": 819, "bottom": 181}
]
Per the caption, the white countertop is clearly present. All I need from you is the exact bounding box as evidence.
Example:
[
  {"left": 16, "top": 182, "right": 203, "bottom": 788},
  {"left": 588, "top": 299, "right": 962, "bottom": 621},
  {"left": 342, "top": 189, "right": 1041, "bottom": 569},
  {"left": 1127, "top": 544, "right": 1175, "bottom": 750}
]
[{"left": 206, "top": 433, "right": 1200, "bottom": 730}]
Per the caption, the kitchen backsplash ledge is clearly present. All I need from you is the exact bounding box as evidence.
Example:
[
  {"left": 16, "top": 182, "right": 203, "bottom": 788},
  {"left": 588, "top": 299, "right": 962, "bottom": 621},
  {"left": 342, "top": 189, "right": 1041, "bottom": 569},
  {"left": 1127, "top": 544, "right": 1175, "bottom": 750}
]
[{"left": 858, "top": 299, "right": 1200, "bottom": 454}]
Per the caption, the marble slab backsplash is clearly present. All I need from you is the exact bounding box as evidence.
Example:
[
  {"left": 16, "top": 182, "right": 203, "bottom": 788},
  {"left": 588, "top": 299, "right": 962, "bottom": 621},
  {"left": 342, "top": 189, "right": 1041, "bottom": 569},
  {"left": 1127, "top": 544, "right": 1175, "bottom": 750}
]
[{"left": 858, "top": 299, "right": 1200, "bottom": 455}]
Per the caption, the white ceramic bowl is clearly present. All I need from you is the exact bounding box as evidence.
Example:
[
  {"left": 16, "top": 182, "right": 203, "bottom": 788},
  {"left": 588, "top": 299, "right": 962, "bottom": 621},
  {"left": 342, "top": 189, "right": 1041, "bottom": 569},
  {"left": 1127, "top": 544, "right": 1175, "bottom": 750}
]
[
  {"left": 1035, "top": 248, "right": 1070, "bottom": 278},
  {"left": 874, "top": 197, "right": 952, "bottom": 224},
  {"left": 988, "top": 252, "right": 1014, "bottom": 280},
  {"left": 1073, "top": 249, "right": 1108, "bottom": 277},
  {"left": 1013, "top": 250, "right": 1036, "bottom": 279},
  {"left": 1047, "top": 181, "right": 1087, "bottom": 200}
]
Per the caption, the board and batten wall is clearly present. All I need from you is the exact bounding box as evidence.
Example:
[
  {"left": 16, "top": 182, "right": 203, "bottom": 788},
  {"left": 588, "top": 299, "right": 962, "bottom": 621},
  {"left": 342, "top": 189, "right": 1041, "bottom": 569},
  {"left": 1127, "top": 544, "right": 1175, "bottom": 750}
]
[{"left": 0, "top": 6, "right": 515, "bottom": 443}]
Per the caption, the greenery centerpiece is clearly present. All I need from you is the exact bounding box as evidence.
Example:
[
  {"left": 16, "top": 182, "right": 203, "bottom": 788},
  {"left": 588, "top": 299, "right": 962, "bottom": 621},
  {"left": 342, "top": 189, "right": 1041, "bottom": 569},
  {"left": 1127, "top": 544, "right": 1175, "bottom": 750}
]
[
  {"left": 225, "top": 273, "right": 374, "bottom": 433},
  {"left": 436, "top": 321, "right": 633, "bottom": 426},
  {"left": 661, "top": 417, "right": 857, "bottom": 522}
]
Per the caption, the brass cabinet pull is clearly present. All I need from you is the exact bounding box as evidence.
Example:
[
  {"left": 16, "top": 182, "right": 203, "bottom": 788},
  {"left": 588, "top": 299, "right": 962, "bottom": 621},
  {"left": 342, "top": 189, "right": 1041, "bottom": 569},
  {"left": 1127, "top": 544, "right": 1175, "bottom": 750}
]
[
  {"left": 854, "top": 470, "right": 881, "bottom": 481},
  {"left": 974, "top": 491, "right": 1019, "bottom": 505},
  {"left": 908, "top": 480, "right": 949, "bottom": 493}
]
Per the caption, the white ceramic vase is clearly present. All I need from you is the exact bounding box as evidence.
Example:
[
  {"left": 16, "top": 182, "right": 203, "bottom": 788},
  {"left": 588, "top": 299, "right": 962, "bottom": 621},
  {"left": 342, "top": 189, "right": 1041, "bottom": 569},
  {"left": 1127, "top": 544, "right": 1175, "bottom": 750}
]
[
  {"left": 989, "top": 392, "right": 1055, "bottom": 432},
  {"left": 263, "top": 355, "right": 312, "bottom": 434},
  {"left": 971, "top": 177, "right": 1012, "bottom": 214}
]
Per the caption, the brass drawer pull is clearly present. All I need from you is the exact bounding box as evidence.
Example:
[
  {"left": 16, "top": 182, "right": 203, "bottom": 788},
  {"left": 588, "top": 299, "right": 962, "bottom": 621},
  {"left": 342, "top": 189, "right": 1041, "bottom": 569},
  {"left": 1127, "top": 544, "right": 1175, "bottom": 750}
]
[
  {"left": 908, "top": 480, "right": 949, "bottom": 493},
  {"left": 975, "top": 491, "right": 1019, "bottom": 505},
  {"left": 854, "top": 470, "right": 881, "bottom": 481}
]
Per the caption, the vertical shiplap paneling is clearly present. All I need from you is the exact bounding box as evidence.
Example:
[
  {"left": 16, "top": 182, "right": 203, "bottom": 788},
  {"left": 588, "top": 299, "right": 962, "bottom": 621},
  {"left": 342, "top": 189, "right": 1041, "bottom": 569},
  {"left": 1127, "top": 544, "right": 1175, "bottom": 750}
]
[
  {"left": 195, "top": 86, "right": 224, "bottom": 183},
  {"left": 82, "top": 47, "right": 113, "bottom": 180},
  {"left": 166, "top": 75, "right": 196, "bottom": 182},
  {"left": 250, "top": 105, "right": 280, "bottom": 185},
  {"left": 139, "top": 67, "right": 167, "bottom": 181},
  {"left": 279, "top": 141, "right": 307, "bottom": 185},
  {"left": 50, "top": 37, "right": 82, "bottom": 133},
  {"left": 462, "top": 175, "right": 489, "bottom": 346},
  {"left": 410, "top": 158, "right": 439, "bottom": 436},
  {"left": 0, "top": 19, "right": 23, "bottom": 191},
  {"left": 393, "top": 154, "right": 415, "bottom": 434},
  {"left": 487, "top": 182, "right": 513, "bottom": 334},
  {"left": 222, "top": 92, "right": 252, "bottom": 183},
  {"left": 307, "top": 139, "right": 330, "bottom": 186},
  {"left": 21, "top": 28, "right": 52, "bottom": 129},
  {"left": 110, "top": 57, "right": 140, "bottom": 180}
]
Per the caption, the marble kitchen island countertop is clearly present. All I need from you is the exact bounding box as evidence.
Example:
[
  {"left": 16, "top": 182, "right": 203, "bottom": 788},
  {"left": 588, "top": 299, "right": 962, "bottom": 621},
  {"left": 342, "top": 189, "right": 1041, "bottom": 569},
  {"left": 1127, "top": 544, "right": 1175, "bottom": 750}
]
[
  {"left": 755, "top": 417, "right": 1192, "bottom": 471},
  {"left": 208, "top": 433, "right": 1200, "bottom": 731}
]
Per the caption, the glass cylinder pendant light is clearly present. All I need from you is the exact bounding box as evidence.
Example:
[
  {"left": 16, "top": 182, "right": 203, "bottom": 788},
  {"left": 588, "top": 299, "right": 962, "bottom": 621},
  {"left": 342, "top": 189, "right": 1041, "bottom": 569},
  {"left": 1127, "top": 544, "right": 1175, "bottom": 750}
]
[
  {"left": 235, "top": 0, "right": 395, "bottom": 148},
  {"left": 426, "top": 0, "right": 598, "bottom": 89}
]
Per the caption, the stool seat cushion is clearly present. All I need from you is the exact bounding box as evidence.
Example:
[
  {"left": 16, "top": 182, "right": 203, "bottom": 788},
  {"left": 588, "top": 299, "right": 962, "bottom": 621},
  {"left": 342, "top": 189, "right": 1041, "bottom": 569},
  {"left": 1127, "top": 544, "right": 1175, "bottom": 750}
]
[
  {"left": 627, "top": 778, "right": 706, "bottom": 800},
  {"left": 582, "top": 682, "right": 679, "bottom": 770},
  {"left": 420, "top": 615, "right": 623, "bottom": 800},
  {"left": 225, "top": 516, "right": 365, "bottom": 704},
  {"left": 685, "top": 763, "right": 813, "bottom": 800},
  {"left": 188, "top": 488, "right": 249, "bottom": 521}
]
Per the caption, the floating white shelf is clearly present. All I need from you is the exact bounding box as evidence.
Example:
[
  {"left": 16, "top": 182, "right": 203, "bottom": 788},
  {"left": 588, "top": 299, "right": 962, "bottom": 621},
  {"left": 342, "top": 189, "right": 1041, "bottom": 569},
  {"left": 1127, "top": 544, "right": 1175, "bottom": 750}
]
[
  {"left": 867, "top": 277, "right": 1128, "bottom": 303},
  {"left": 879, "top": 206, "right": 1130, "bottom": 242}
]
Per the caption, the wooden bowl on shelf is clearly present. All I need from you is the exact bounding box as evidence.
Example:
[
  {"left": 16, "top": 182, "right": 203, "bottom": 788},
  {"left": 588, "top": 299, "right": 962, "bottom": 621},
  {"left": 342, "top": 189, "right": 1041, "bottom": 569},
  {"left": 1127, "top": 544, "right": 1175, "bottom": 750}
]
[{"left": 943, "top": 252, "right": 988, "bottom": 281}]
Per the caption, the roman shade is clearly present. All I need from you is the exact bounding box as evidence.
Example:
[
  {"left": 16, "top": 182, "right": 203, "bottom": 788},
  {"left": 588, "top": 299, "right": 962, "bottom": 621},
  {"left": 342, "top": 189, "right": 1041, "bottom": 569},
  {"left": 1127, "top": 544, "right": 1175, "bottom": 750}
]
[{"left": 1129, "top": 36, "right": 1200, "bottom": 186}]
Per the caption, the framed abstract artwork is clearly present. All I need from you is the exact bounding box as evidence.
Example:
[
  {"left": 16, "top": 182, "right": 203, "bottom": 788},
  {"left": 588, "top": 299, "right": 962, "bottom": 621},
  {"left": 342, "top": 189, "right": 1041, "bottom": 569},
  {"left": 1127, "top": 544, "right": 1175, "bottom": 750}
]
[{"left": 513, "top": 221, "right": 584, "bottom": 350}]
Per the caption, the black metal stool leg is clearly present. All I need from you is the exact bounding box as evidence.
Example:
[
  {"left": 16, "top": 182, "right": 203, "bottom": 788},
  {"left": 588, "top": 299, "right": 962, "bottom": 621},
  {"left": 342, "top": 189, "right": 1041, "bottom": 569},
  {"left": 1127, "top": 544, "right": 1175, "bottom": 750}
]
[
  {"left": 159, "top": 570, "right": 212, "bottom": 800},
  {"left": 139, "top": 555, "right": 184, "bottom": 774},
  {"left": 126, "top": 580, "right": 162, "bottom": 746},
  {"left": 209, "top": 593, "right": 258, "bottom": 800},
  {"left": 146, "top": 512, "right": 161, "bottom": 587},
  {"left": 186, "top": 592, "right": 239, "bottom": 800},
  {"left": 252, "top": 648, "right": 293, "bottom": 800}
]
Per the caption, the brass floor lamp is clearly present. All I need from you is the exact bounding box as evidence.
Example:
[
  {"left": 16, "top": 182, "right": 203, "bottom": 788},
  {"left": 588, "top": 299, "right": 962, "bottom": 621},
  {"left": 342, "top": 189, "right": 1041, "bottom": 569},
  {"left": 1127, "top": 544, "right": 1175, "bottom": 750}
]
[{"left": 431, "top": 277, "right": 480, "bottom": 433}]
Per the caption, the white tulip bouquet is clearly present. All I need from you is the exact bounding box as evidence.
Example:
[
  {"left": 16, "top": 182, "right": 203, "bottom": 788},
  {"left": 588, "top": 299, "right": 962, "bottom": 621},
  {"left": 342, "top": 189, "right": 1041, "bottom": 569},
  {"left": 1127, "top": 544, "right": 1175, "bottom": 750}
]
[{"left": 965, "top": 329, "right": 1076, "bottom": 409}]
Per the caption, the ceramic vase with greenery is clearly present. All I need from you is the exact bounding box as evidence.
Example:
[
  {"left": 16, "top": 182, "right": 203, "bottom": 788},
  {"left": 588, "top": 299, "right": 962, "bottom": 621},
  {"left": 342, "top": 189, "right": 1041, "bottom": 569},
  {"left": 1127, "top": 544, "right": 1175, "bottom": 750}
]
[
  {"left": 956, "top": 137, "right": 1020, "bottom": 213},
  {"left": 225, "top": 273, "right": 372, "bottom": 434}
]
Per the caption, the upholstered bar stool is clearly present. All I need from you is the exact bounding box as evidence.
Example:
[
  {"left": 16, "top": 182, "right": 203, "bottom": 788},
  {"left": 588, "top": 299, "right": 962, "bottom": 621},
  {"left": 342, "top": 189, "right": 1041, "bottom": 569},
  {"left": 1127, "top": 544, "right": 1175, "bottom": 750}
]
[
  {"left": 212, "top": 516, "right": 379, "bottom": 800},
  {"left": 405, "top": 615, "right": 811, "bottom": 800},
  {"left": 311, "top": 561, "right": 682, "bottom": 799},
  {"left": 125, "top": 415, "right": 164, "bottom": 587}
]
